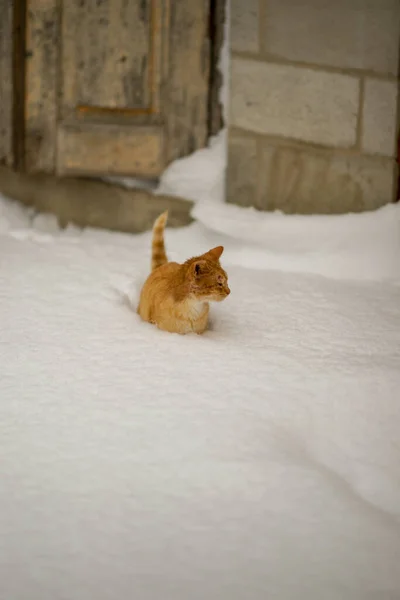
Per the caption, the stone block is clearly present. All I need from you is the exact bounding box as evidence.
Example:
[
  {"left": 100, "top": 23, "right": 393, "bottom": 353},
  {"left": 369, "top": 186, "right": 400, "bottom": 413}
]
[
  {"left": 264, "top": 0, "right": 400, "bottom": 76},
  {"left": 226, "top": 134, "right": 259, "bottom": 208},
  {"left": 230, "top": 58, "right": 359, "bottom": 147},
  {"left": 362, "top": 78, "right": 399, "bottom": 157},
  {"left": 254, "top": 142, "right": 396, "bottom": 214},
  {"left": 231, "top": 0, "right": 259, "bottom": 53}
]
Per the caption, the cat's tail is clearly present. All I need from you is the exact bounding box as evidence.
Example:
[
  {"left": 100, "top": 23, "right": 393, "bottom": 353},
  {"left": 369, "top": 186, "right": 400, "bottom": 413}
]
[{"left": 151, "top": 210, "right": 168, "bottom": 271}]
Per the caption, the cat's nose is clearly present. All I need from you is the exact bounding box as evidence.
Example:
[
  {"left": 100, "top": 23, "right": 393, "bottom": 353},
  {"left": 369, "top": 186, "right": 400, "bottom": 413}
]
[{"left": 225, "top": 286, "right": 230, "bottom": 295}]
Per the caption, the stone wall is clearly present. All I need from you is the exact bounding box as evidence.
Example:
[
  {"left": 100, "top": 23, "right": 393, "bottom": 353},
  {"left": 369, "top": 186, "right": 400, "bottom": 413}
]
[{"left": 227, "top": 0, "right": 400, "bottom": 213}]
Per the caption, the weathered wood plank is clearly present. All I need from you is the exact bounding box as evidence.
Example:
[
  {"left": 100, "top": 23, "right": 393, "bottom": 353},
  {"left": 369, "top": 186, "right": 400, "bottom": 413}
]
[
  {"left": 165, "top": 0, "right": 210, "bottom": 163},
  {"left": 13, "top": 0, "right": 27, "bottom": 171},
  {"left": 62, "top": 0, "right": 153, "bottom": 115},
  {"left": 148, "top": 0, "right": 165, "bottom": 115},
  {"left": 0, "top": 0, "right": 13, "bottom": 166},
  {"left": 208, "top": 0, "right": 225, "bottom": 136},
  {"left": 57, "top": 124, "right": 164, "bottom": 177},
  {"left": 25, "top": 0, "right": 59, "bottom": 172}
]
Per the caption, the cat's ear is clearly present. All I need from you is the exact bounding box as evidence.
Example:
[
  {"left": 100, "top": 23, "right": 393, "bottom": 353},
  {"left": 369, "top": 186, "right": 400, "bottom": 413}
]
[
  {"left": 192, "top": 260, "right": 206, "bottom": 277},
  {"left": 203, "top": 246, "right": 224, "bottom": 262}
]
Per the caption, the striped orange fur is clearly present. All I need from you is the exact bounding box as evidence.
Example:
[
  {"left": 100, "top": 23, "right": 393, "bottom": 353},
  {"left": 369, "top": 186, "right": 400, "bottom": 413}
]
[
  {"left": 151, "top": 210, "right": 168, "bottom": 271},
  {"left": 137, "top": 211, "right": 230, "bottom": 334}
]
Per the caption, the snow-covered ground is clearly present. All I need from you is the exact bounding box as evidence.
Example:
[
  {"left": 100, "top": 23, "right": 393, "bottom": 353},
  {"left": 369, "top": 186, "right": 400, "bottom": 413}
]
[{"left": 1, "top": 186, "right": 400, "bottom": 599}]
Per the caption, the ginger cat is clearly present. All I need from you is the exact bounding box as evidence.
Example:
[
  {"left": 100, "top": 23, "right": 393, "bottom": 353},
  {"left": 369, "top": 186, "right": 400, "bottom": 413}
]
[{"left": 137, "top": 211, "right": 230, "bottom": 334}]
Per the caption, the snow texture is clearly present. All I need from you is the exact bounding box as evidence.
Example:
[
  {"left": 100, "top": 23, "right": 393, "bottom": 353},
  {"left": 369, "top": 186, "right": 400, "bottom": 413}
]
[{"left": 1, "top": 189, "right": 400, "bottom": 600}]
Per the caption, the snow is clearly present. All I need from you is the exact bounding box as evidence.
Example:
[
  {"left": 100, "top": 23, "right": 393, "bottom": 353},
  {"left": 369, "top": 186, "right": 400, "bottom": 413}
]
[
  {"left": 193, "top": 200, "right": 400, "bottom": 282},
  {"left": 156, "top": 130, "right": 227, "bottom": 206},
  {"left": 1, "top": 189, "right": 400, "bottom": 600}
]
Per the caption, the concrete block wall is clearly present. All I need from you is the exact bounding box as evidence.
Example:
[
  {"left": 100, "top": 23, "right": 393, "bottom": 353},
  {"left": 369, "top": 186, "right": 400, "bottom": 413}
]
[{"left": 227, "top": 0, "right": 400, "bottom": 213}]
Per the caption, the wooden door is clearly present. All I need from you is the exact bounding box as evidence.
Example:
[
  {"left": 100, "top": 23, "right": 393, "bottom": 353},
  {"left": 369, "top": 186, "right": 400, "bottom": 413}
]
[{"left": 5, "top": 0, "right": 213, "bottom": 178}]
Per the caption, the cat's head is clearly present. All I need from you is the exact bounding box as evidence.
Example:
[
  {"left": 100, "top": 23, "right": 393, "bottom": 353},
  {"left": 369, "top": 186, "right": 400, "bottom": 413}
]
[{"left": 186, "top": 246, "right": 230, "bottom": 302}]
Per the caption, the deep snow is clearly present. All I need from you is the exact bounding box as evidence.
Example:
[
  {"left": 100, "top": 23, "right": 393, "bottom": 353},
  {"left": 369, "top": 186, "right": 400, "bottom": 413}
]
[{"left": 1, "top": 189, "right": 400, "bottom": 600}]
